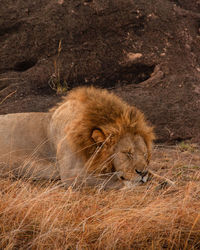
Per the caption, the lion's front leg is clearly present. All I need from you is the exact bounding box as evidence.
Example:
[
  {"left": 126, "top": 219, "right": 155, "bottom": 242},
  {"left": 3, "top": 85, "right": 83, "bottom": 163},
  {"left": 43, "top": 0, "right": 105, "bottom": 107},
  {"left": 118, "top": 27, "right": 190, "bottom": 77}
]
[
  {"left": 0, "top": 155, "right": 59, "bottom": 181},
  {"left": 56, "top": 140, "right": 124, "bottom": 189},
  {"left": 58, "top": 171, "right": 124, "bottom": 190},
  {"left": 56, "top": 139, "right": 87, "bottom": 187},
  {"left": 17, "top": 158, "right": 60, "bottom": 180},
  {"left": 68, "top": 173, "right": 124, "bottom": 190}
]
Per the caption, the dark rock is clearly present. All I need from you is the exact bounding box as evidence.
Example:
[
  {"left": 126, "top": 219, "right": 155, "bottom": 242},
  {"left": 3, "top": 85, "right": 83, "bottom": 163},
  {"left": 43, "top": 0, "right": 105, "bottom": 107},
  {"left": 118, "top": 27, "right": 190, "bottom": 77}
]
[{"left": 0, "top": 0, "right": 199, "bottom": 143}]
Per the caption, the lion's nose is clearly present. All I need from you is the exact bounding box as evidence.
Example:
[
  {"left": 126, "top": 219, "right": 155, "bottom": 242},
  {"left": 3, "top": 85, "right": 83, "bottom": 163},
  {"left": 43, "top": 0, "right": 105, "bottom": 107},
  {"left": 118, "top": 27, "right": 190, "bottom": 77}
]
[{"left": 135, "top": 170, "right": 149, "bottom": 183}]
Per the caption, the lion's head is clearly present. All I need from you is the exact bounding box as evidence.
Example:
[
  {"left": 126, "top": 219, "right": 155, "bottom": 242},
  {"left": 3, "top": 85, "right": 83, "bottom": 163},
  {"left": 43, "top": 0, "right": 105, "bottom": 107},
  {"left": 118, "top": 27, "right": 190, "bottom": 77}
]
[
  {"left": 113, "top": 134, "right": 149, "bottom": 182},
  {"left": 90, "top": 128, "right": 151, "bottom": 183},
  {"left": 65, "top": 86, "right": 155, "bottom": 182}
]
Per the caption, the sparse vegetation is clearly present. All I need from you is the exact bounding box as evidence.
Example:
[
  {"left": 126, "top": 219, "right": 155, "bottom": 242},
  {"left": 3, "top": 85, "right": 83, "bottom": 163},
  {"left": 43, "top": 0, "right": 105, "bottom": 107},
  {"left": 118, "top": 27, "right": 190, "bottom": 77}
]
[
  {"left": 178, "top": 141, "right": 198, "bottom": 153},
  {"left": 0, "top": 144, "right": 200, "bottom": 249},
  {"left": 48, "top": 40, "right": 70, "bottom": 94}
]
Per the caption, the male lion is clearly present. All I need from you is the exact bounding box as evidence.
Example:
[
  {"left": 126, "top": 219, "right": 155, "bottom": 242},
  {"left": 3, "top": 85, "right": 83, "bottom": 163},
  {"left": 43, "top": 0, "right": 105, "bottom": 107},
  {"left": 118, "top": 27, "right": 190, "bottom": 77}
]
[{"left": 0, "top": 87, "right": 155, "bottom": 189}]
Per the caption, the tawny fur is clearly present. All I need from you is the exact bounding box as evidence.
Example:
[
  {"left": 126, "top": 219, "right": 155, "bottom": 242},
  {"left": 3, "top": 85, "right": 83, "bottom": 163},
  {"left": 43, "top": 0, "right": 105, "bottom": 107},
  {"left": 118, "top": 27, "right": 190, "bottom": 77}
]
[
  {"left": 62, "top": 87, "right": 155, "bottom": 173},
  {"left": 0, "top": 86, "right": 155, "bottom": 188}
]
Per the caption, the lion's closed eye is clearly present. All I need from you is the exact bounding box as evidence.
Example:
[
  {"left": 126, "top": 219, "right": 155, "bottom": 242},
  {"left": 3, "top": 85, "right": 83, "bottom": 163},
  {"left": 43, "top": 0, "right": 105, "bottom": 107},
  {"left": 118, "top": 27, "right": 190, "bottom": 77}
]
[
  {"left": 127, "top": 152, "right": 134, "bottom": 159},
  {"left": 122, "top": 151, "right": 134, "bottom": 160}
]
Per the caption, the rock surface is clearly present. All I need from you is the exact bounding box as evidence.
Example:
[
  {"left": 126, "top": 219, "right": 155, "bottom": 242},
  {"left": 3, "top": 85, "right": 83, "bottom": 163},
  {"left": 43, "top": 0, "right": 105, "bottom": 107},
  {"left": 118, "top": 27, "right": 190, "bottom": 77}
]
[{"left": 0, "top": 0, "right": 200, "bottom": 143}]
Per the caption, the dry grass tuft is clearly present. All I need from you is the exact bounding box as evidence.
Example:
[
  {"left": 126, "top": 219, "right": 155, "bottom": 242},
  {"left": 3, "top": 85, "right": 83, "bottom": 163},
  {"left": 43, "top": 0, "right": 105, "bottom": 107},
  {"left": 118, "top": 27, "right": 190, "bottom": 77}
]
[{"left": 0, "top": 145, "right": 200, "bottom": 249}]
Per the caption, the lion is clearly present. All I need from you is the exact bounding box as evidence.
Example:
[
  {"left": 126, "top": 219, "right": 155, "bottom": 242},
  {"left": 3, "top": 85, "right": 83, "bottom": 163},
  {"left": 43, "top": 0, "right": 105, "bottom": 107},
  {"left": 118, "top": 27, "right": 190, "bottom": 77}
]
[{"left": 0, "top": 86, "right": 155, "bottom": 189}]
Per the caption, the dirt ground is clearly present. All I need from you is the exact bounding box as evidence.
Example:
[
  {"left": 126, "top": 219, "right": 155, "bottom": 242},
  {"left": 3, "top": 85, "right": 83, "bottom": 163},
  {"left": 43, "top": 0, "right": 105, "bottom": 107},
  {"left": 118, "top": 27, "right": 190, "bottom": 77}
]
[{"left": 151, "top": 142, "right": 200, "bottom": 185}]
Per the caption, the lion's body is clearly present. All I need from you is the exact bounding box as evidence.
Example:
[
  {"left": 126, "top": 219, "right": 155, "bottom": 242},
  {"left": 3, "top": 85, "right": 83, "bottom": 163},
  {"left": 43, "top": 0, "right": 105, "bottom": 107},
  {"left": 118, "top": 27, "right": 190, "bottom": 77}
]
[
  {"left": 0, "top": 113, "right": 59, "bottom": 179},
  {"left": 0, "top": 87, "right": 154, "bottom": 189}
]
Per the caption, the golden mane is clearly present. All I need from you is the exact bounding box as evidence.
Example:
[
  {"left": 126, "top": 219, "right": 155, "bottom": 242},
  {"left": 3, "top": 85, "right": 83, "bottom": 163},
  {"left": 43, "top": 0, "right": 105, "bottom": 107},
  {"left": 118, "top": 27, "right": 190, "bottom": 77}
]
[{"left": 61, "top": 86, "right": 155, "bottom": 174}]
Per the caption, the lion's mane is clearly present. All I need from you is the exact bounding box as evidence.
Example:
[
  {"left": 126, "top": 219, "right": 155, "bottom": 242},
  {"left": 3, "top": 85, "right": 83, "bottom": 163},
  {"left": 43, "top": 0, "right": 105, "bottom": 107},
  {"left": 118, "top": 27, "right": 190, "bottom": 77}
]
[{"left": 60, "top": 87, "right": 155, "bottom": 174}]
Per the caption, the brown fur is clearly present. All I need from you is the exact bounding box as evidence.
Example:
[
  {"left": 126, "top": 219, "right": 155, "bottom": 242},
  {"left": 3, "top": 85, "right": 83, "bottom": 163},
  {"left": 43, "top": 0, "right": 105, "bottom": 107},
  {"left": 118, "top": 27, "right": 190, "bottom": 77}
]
[
  {"left": 63, "top": 86, "right": 155, "bottom": 174},
  {"left": 0, "top": 86, "right": 155, "bottom": 188}
]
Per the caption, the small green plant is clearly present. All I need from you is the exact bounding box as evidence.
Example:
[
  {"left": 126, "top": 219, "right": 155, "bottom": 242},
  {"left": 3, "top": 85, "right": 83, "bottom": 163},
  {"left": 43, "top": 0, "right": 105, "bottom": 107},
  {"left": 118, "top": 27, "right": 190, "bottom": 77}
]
[{"left": 178, "top": 141, "right": 198, "bottom": 152}]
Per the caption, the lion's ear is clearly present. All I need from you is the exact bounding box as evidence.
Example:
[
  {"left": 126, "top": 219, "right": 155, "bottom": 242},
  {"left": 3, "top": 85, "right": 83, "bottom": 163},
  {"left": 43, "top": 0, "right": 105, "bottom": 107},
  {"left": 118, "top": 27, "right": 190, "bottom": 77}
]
[{"left": 91, "top": 129, "right": 105, "bottom": 143}]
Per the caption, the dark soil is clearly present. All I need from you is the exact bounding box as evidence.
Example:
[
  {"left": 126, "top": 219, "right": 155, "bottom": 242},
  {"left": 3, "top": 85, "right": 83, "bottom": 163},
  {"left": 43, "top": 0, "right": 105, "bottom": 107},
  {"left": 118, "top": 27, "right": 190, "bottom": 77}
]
[{"left": 0, "top": 0, "right": 200, "bottom": 143}]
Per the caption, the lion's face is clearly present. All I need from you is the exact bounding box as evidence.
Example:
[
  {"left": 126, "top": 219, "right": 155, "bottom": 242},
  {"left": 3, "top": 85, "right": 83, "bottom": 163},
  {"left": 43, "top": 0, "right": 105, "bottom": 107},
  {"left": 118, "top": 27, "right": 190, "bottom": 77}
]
[{"left": 113, "top": 134, "right": 149, "bottom": 183}]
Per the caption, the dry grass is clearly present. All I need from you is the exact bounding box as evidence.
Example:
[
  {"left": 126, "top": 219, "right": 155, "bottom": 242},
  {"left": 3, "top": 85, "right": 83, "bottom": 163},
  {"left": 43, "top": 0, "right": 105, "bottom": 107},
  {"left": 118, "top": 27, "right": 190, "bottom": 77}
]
[
  {"left": 48, "top": 40, "right": 71, "bottom": 94},
  {"left": 0, "top": 144, "right": 200, "bottom": 249}
]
